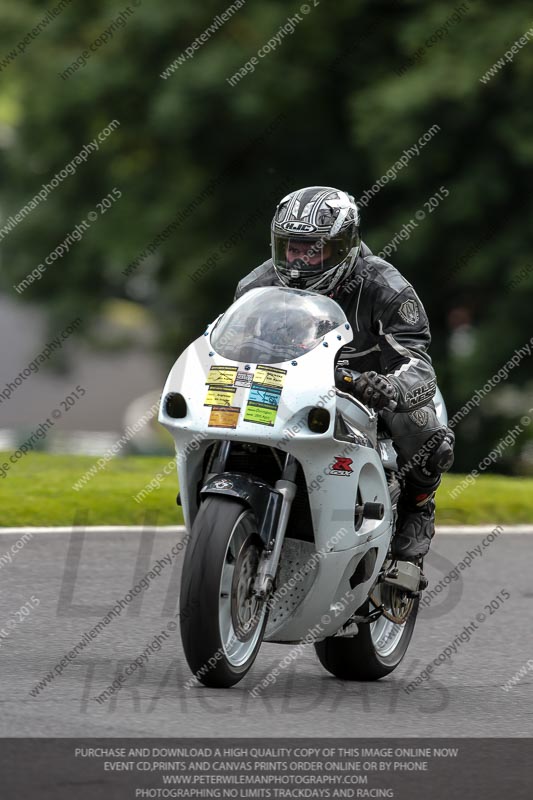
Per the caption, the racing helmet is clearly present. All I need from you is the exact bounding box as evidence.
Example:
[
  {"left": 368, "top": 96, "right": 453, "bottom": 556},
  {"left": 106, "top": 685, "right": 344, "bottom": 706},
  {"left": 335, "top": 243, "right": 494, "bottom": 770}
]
[{"left": 271, "top": 186, "right": 361, "bottom": 293}]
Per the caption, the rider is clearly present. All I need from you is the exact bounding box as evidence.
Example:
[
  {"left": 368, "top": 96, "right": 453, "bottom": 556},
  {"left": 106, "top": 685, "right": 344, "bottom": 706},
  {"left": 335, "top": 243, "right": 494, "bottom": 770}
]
[{"left": 234, "top": 186, "right": 455, "bottom": 559}]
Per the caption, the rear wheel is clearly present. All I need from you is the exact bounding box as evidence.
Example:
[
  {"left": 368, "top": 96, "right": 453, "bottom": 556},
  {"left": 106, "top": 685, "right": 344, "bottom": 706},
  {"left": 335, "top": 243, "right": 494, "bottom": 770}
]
[
  {"left": 180, "top": 496, "right": 268, "bottom": 687},
  {"left": 314, "top": 582, "right": 419, "bottom": 680}
]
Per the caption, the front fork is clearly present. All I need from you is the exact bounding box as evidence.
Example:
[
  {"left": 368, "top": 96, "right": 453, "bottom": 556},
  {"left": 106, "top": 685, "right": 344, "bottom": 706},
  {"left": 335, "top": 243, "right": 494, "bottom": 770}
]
[
  {"left": 252, "top": 454, "right": 297, "bottom": 600},
  {"left": 201, "top": 444, "right": 298, "bottom": 600}
]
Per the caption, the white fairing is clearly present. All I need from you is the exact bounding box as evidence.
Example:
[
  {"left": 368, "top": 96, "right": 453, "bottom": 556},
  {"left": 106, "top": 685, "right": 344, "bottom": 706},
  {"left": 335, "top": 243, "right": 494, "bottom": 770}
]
[{"left": 159, "top": 287, "right": 440, "bottom": 642}]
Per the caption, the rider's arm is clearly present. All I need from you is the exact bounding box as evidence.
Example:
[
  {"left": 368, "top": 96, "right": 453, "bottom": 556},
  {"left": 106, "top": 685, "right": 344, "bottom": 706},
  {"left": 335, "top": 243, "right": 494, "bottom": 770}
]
[
  {"left": 234, "top": 277, "right": 246, "bottom": 301},
  {"left": 234, "top": 260, "right": 277, "bottom": 301},
  {"left": 374, "top": 286, "right": 436, "bottom": 411}
]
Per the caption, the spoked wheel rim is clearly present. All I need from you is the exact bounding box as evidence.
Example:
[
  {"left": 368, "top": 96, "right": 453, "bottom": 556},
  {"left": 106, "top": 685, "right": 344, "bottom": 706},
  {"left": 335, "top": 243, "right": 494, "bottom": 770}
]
[
  {"left": 218, "top": 511, "right": 266, "bottom": 667},
  {"left": 369, "top": 583, "right": 414, "bottom": 658}
]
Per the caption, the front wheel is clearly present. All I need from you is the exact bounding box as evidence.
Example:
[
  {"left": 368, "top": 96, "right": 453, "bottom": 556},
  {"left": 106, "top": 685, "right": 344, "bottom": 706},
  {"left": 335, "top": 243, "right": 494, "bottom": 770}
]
[
  {"left": 180, "top": 496, "right": 268, "bottom": 688},
  {"left": 314, "top": 583, "right": 419, "bottom": 680}
]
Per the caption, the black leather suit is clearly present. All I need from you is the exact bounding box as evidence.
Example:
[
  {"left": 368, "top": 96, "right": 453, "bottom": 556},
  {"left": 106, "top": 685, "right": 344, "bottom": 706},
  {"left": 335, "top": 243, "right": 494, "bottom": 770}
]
[{"left": 235, "top": 242, "right": 454, "bottom": 501}]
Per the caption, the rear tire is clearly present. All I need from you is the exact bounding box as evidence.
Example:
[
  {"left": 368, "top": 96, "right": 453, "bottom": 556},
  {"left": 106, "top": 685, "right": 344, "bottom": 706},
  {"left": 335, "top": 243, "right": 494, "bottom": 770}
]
[
  {"left": 315, "top": 585, "right": 419, "bottom": 681},
  {"left": 180, "top": 496, "right": 268, "bottom": 688}
]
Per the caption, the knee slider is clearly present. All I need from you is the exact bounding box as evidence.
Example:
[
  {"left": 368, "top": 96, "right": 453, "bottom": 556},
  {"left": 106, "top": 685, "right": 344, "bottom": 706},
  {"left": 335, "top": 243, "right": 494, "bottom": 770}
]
[{"left": 425, "top": 427, "right": 455, "bottom": 474}]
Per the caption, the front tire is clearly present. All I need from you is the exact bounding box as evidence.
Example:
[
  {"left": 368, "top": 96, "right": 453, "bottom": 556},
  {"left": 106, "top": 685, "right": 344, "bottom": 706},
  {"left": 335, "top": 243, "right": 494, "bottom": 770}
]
[
  {"left": 180, "top": 496, "right": 268, "bottom": 688},
  {"left": 315, "top": 583, "right": 419, "bottom": 681}
]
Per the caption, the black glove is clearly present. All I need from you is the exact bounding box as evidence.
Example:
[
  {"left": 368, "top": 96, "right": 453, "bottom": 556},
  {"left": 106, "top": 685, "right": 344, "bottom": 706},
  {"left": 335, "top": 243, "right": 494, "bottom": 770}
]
[{"left": 336, "top": 369, "right": 398, "bottom": 411}]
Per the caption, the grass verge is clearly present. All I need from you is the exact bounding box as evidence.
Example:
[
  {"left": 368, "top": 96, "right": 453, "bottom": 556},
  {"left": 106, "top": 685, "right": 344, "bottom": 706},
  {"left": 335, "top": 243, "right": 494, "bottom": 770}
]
[{"left": 0, "top": 453, "right": 532, "bottom": 527}]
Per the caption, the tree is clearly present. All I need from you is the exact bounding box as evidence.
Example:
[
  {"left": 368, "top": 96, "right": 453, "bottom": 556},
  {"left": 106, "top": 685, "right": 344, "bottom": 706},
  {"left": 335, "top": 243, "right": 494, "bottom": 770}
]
[{"left": 1, "top": 0, "right": 532, "bottom": 470}]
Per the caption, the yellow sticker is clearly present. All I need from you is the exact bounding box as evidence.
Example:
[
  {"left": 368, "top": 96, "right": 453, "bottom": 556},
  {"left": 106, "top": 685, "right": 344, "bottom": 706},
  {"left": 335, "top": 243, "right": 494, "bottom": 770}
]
[
  {"left": 206, "top": 366, "right": 238, "bottom": 386},
  {"left": 208, "top": 405, "right": 240, "bottom": 429},
  {"left": 243, "top": 403, "right": 277, "bottom": 426},
  {"left": 204, "top": 387, "right": 236, "bottom": 407},
  {"left": 253, "top": 365, "right": 287, "bottom": 389}
]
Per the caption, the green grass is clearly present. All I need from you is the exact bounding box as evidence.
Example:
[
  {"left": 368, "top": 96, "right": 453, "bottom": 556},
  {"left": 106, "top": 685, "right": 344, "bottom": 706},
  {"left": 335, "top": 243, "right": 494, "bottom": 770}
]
[
  {"left": 0, "top": 453, "right": 532, "bottom": 527},
  {"left": 438, "top": 473, "right": 533, "bottom": 525},
  {"left": 0, "top": 453, "right": 183, "bottom": 527}
]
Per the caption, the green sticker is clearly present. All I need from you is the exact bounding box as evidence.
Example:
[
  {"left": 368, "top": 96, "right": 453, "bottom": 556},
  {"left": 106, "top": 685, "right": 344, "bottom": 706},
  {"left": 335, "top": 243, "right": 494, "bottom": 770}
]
[{"left": 243, "top": 402, "right": 278, "bottom": 426}]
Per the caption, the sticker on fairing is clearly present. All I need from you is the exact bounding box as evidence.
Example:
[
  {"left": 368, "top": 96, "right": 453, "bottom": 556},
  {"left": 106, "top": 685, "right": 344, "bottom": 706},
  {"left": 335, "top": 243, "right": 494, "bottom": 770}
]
[
  {"left": 253, "top": 365, "right": 287, "bottom": 389},
  {"left": 234, "top": 370, "right": 254, "bottom": 388},
  {"left": 206, "top": 366, "right": 238, "bottom": 386},
  {"left": 243, "top": 403, "right": 277, "bottom": 426},
  {"left": 208, "top": 405, "right": 240, "bottom": 428},
  {"left": 204, "top": 386, "right": 236, "bottom": 407},
  {"left": 248, "top": 386, "right": 281, "bottom": 408},
  {"left": 327, "top": 456, "right": 354, "bottom": 476}
]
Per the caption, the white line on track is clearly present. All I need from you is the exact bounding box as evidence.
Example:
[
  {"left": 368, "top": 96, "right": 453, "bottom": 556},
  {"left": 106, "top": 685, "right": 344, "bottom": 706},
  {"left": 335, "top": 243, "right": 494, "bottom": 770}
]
[
  {"left": 0, "top": 525, "right": 187, "bottom": 534},
  {"left": 0, "top": 525, "right": 532, "bottom": 535}
]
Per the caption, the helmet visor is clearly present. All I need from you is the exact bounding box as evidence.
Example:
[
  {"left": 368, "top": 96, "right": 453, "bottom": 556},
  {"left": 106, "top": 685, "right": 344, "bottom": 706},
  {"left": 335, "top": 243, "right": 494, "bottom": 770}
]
[{"left": 273, "top": 232, "right": 354, "bottom": 277}]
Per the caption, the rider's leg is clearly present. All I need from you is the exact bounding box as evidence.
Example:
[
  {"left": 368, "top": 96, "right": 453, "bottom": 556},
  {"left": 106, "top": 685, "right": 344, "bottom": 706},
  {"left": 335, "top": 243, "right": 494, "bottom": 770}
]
[{"left": 381, "top": 403, "right": 455, "bottom": 559}]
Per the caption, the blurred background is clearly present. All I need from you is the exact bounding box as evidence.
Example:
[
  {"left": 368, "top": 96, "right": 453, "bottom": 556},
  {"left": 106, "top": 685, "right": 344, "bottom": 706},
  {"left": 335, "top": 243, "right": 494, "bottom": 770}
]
[{"left": 0, "top": 0, "right": 532, "bottom": 473}]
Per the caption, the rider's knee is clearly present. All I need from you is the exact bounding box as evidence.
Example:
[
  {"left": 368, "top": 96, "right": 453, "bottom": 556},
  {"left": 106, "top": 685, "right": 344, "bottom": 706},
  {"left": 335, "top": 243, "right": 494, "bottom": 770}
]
[
  {"left": 393, "top": 420, "right": 455, "bottom": 483},
  {"left": 425, "top": 426, "right": 455, "bottom": 474}
]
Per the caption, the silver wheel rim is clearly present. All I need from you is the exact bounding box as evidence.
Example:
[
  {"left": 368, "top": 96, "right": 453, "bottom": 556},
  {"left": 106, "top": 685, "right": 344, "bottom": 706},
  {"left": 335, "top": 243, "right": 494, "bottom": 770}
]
[
  {"left": 218, "top": 511, "right": 266, "bottom": 667},
  {"left": 370, "top": 584, "right": 408, "bottom": 657}
]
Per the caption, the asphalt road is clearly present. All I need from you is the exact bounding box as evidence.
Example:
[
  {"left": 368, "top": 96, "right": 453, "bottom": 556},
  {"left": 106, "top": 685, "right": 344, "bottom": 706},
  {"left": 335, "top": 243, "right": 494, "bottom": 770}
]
[{"left": 0, "top": 525, "right": 531, "bottom": 737}]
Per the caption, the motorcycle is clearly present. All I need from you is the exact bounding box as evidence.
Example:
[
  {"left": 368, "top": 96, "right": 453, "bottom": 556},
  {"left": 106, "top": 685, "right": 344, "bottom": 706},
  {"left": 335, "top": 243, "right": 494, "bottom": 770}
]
[{"left": 159, "top": 285, "right": 448, "bottom": 688}]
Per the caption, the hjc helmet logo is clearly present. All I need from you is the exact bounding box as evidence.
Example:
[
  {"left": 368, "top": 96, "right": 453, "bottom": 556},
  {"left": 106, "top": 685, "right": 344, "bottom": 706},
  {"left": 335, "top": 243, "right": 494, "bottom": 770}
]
[{"left": 282, "top": 221, "right": 317, "bottom": 233}]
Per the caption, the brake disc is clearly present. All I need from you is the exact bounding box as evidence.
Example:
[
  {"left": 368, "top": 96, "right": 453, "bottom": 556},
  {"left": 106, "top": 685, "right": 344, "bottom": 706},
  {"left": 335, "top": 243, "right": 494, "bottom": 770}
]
[
  {"left": 370, "top": 585, "right": 415, "bottom": 624},
  {"left": 231, "top": 536, "right": 263, "bottom": 641}
]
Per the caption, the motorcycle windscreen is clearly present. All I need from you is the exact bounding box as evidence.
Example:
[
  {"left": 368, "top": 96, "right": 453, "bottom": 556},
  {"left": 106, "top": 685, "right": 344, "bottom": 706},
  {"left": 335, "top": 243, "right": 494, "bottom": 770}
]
[{"left": 210, "top": 286, "right": 347, "bottom": 364}]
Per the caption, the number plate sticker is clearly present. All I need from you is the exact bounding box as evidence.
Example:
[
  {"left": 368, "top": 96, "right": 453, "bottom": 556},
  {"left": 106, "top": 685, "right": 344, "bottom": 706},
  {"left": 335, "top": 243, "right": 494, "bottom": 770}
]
[
  {"left": 253, "top": 365, "right": 287, "bottom": 389},
  {"left": 206, "top": 366, "right": 238, "bottom": 386},
  {"left": 208, "top": 406, "right": 241, "bottom": 428},
  {"left": 248, "top": 386, "right": 281, "bottom": 408},
  {"left": 243, "top": 403, "right": 278, "bottom": 426},
  {"left": 204, "top": 387, "right": 236, "bottom": 407}
]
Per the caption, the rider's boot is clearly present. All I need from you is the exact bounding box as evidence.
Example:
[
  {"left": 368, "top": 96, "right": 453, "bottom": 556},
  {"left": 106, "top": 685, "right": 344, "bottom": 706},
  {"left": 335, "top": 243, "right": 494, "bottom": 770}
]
[{"left": 391, "top": 478, "right": 440, "bottom": 560}]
